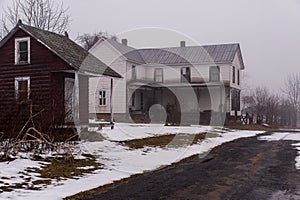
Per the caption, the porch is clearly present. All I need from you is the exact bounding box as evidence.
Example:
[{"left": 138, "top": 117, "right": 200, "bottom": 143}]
[{"left": 127, "top": 82, "right": 231, "bottom": 125}]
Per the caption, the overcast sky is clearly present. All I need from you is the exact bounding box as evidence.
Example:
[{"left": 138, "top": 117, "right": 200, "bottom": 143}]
[{"left": 1, "top": 0, "right": 300, "bottom": 93}]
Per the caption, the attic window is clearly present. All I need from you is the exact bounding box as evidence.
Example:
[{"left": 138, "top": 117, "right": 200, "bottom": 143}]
[{"left": 15, "top": 37, "right": 30, "bottom": 64}]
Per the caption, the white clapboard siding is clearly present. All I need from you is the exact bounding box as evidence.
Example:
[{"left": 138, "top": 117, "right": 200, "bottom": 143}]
[
  {"left": 89, "top": 40, "right": 128, "bottom": 114},
  {"left": 140, "top": 63, "right": 232, "bottom": 84},
  {"left": 230, "top": 52, "right": 243, "bottom": 89}
]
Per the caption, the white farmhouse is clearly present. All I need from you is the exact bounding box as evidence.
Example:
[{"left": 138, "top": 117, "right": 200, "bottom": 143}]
[{"left": 89, "top": 39, "right": 245, "bottom": 125}]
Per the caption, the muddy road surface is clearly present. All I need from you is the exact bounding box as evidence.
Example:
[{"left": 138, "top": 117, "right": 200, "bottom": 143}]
[{"left": 82, "top": 135, "right": 300, "bottom": 200}]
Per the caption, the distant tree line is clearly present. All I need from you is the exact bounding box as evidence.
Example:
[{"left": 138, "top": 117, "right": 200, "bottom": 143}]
[
  {"left": 242, "top": 73, "right": 300, "bottom": 127},
  {"left": 76, "top": 32, "right": 118, "bottom": 50}
]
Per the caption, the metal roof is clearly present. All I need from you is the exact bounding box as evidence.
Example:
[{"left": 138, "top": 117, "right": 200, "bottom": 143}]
[
  {"left": 105, "top": 40, "right": 244, "bottom": 68},
  {"left": 105, "top": 39, "right": 145, "bottom": 64}
]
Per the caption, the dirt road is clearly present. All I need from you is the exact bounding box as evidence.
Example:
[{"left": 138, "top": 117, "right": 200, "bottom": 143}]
[{"left": 82, "top": 134, "right": 300, "bottom": 200}]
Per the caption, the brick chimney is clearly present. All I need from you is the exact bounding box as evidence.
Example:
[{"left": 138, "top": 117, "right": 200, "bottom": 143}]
[
  {"left": 180, "top": 41, "right": 186, "bottom": 47},
  {"left": 121, "top": 39, "right": 128, "bottom": 46}
]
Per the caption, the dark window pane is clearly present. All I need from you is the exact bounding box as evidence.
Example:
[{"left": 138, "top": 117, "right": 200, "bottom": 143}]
[
  {"left": 18, "top": 41, "right": 28, "bottom": 63},
  {"left": 232, "top": 66, "right": 235, "bottom": 83},
  {"left": 19, "top": 52, "right": 28, "bottom": 62},
  {"left": 99, "top": 90, "right": 106, "bottom": 105},
  {"left": 181, "top": 67, "right": 191, "bottom": 82},
  {"left": 19, "top": 81, "right": 27, "bottom": 91},
  {"left": 18, "top": 80, "right": 28, "bottom": 101},
  {"left": 19, "top": 41, "right": 28, "bottom": 51}
]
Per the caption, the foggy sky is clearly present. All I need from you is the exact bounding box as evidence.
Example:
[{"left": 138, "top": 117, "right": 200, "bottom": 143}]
[{"left": 1, "top": 0, "right": 300, "bottom": 93}]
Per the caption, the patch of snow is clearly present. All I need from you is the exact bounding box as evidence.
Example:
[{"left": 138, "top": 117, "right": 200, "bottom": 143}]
[
  {"left": 76, "top": 166, "right": 95, "bottom": 170},
  {"left": 0, "top": 125, "right": 263, "bottom": 200}
]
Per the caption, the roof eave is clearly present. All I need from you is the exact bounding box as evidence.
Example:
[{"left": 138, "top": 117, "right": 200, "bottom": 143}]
[
  {"left": 0, "top": 25, "right": 20, "bottom": 49},
  {"left": 19, "top": 25, "right": 80, "bottom": 71}
]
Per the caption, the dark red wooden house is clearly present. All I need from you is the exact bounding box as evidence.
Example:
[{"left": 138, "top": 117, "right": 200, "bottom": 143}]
[{"left": 0, "top": 21, "right": 121, "bottom": 138}]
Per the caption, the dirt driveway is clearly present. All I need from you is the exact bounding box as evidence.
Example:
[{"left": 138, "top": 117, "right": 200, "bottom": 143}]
[{"left": 80, "top": 133, "right": 300, "bottom": 200}]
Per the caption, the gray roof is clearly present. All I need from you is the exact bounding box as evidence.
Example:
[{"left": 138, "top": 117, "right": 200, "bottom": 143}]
[
  {"left": 0, "top": 22, "right": 121, "bottom": 78},
  {"left": 163, "top": 44, "right": 240, "bottom": 65},
  {"left": 105, "top": 39, "right": 145, "bottom": 64},
  {"left": 105, "top": 40, "right": 244, "bottom": 68}
]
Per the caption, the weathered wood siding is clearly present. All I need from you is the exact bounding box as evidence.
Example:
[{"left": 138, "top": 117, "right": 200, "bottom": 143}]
[{"left": 0, "top": 29, "right": 74, "bottom": 135}]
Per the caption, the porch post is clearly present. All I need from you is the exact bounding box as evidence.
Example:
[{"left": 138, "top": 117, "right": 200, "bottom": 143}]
[
  {"left": 74, "top": 71, "right": 80, "bottom": 124},
  {"left": 110, "top": 78, "right": 113, "bottom": 124}
]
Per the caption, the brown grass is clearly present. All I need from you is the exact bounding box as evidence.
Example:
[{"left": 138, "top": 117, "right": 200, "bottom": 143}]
[
  {"left": 33, "top": 154, "right": 102, "bottom": 180},
  {"left": 122, "top": 132, "right": 219, "bottom": 149},
  {"left": 0, "top": 154, "right": 102, "bottom": 193}
]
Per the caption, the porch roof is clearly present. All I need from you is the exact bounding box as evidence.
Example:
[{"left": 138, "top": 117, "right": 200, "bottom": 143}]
[{"left": 128, "top": 81, "right": 225, "bottom": 88}]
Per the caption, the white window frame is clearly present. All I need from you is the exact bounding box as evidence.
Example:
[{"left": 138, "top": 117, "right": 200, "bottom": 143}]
[
  {"left": 99, "top": 90, "right": 107, "bottom": 106},
  {"left": 181, "top": 67, "right": 191, "bottom": 82},
  {"left": 15, "top": 76, "right": 30, "bottom": 100},
  {"left": 15, "top": 37, "right": 30, "bottom": 64},
  {"left": 209, "top": 66, "right": 220, "bottom": 82},
  {"left": 154, "top": 68, "right": 163, "bottom": 83},
  {"left": 132, "top": 65, "right": 136, "bottom": 80}
]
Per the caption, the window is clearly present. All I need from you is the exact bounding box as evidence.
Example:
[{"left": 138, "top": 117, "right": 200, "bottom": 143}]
[
  {"left": 232, "top": 66, "right": 235, "bottom": 84},
  {"left": 15, "top": 77, "right": 30, "bottom": 101},
  {"left": 181, "top": 67, "right": 191, "bottom": 82},
  {"left": 132, "top": 65, "right": 136, "bottom": 80},
  {"left": 209, "top": 66, "right": 220, "bottom": 82},
  {"left": 231, "top": 89, "right": 241, "bottom": 111},
  {"left": 237, "top": 69, "right": 240, "bottom": 85},
  {"left": 15, "top": 37, "right": 30, "bottom": 64},
  {"left": 99, "top": 90, "right": 106, "bottom": 106},
  {"left": 154, "top": 68, "right": 163, "bottom": 82},
  {"left": 131, "top": 92, "right": 135, "bottom": 107}
]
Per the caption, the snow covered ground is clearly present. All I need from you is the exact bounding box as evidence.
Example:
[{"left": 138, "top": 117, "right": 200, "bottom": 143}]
[
  {"left": 0, "top": 123, "right": 263, "bottom": 200},
  {"left": 258, "top": 132, "right": 300, "bottom": 169}
]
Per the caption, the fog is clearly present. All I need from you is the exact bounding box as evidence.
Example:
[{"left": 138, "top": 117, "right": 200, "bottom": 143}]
[{"left": 1, "top": 0, "right": 300, "bottom": 93}]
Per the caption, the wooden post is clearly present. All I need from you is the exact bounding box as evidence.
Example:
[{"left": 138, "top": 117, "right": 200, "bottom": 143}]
[
  {"left": 74, "top": 71, "right": 80, "bottom": 125},
  {"left": 110, "top": 78, "right": 114, "bottom": 127}
]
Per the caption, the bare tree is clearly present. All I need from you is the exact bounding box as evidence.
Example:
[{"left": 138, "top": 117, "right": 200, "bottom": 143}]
[
  {"left": 1, "top": 0, "right": 70, "bottom": 37},
  {"left": 282, "top": 73, "right": 300, "bottom": 126},
  {"left": 252, "top": 87, "right": 269, "bottom": 124},
  {"left": 77, "top": 32, "right": 117, "bottom": 50}
]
